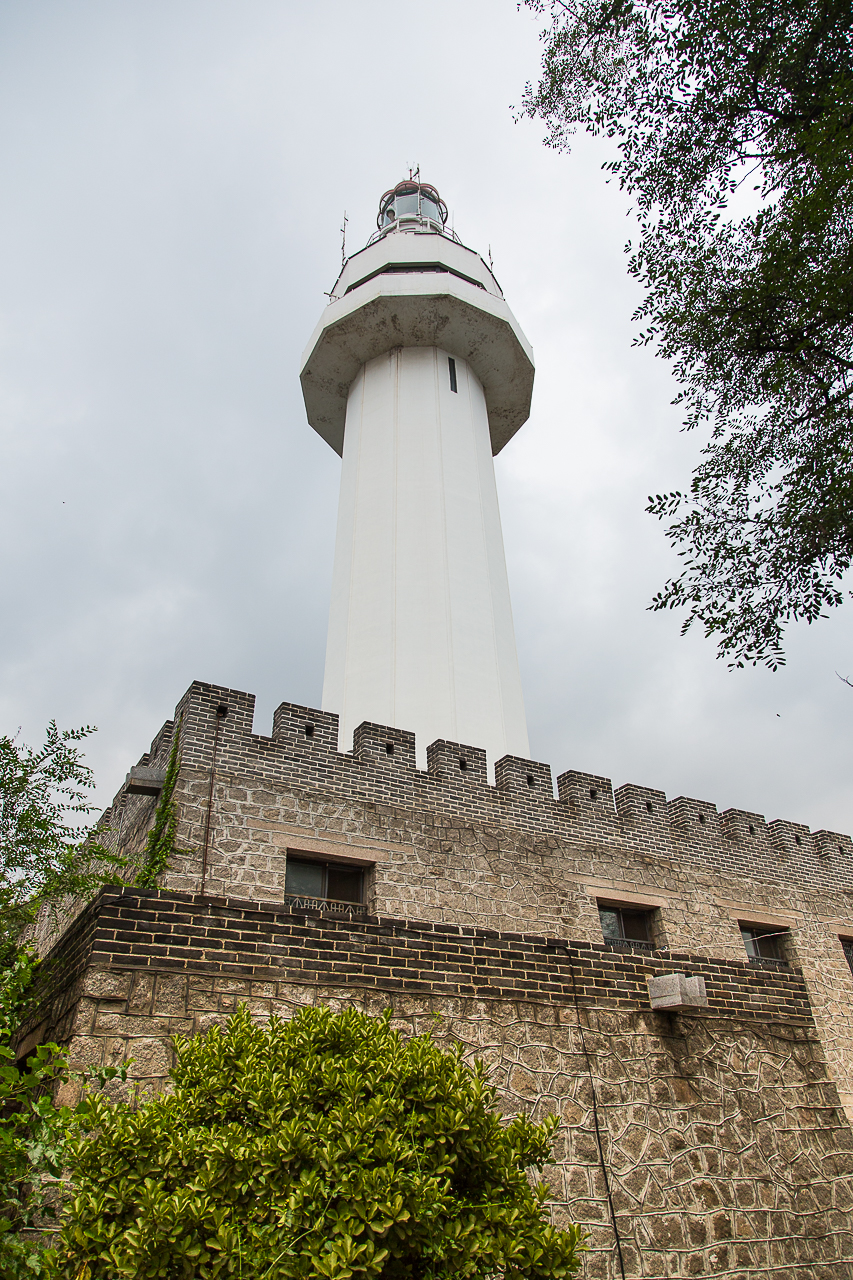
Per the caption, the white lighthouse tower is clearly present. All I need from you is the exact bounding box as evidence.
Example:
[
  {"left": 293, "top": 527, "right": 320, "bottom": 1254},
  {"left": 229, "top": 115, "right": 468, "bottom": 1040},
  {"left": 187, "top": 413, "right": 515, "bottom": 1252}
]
[{"left": 300, "top": 179, "right": 534, "bottom": 767}]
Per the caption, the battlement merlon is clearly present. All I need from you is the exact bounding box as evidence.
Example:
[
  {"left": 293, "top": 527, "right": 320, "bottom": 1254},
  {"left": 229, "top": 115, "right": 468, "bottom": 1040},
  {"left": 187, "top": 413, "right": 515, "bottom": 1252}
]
[{"left": 99, "top": 679, "right": 853, "bottom": 893}]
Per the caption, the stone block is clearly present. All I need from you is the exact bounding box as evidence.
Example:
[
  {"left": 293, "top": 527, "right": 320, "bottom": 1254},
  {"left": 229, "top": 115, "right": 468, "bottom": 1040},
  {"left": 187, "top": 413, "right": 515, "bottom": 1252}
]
[
  {"left": 126, "top": 1037, "right": 173, "bottom": 1078},
  {"left": 125, "top": 766, "right": 166, "bottom": 797},
  {"left": 82, "top": 969, "right": 132, "bottom": 1000},
  {"left": 153, "top": 974, "right": 187, "bottom": 1015},
  {"left": 647, "top": 972, "right": 708, "bottom": 1011}
]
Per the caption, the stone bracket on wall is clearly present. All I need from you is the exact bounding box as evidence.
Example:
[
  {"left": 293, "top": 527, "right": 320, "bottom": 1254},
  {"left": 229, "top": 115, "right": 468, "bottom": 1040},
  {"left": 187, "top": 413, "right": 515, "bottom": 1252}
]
[
  {"left": 124, "top": 766, "right": 167, "bottom": 797},
  {"left": 648, "top": 972, "right": 709, "bottom": 1011}
]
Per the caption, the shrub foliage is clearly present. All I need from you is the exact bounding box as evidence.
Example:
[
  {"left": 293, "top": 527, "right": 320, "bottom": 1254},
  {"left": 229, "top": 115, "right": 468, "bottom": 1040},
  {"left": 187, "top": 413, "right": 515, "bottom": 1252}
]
[
  {"left": 51, "top": 1004, "right": 586, "bottom": 1279},
  {"left": 0, "top": 721, "right": 124, "bottom": 1274},
  {"left": 0, "top": 721, "right": 122, "bottom": 949},
  {"left": 0, "top": 952, "right": 71, "bottom": 1278},
  {"left": 0, "top": 953, "right": 125, "bottom": 1278}
]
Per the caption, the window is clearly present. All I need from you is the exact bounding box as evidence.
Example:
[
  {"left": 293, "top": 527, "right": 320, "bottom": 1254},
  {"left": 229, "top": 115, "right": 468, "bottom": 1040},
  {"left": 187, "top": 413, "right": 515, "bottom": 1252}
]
[
  {"left": 598, "top": 903, "right": 655, "bottom": 952},
  {"left": 841, "top": 938, "right": 853, "bottom": 975},
  {"left": 448, "top": 357, "right": 457, "bottom": 393},
  {"left": 394, "top": 191, "right": 419, "bottom": 218},
  {"left": 285, "top": 857, "right": 365, "bottom": 914},
  {"left": 740, "top": 924, "right": 789, "bottom": 969}
]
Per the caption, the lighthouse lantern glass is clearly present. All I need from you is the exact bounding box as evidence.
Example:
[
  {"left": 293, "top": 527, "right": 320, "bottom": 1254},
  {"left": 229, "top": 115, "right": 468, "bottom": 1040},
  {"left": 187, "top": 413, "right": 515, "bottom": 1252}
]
[
  {"left": 377, "top": 181, "right": 448, "bottom": 232},
  {"left": 395, "top": 192, "right": 419, "bottom": 217}
]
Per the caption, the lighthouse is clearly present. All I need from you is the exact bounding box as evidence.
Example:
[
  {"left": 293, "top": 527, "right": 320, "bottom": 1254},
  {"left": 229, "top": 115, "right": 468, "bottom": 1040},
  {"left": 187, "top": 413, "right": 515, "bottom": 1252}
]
[{"left": 300, "top": 179, "right": 534, "bottom": 768}]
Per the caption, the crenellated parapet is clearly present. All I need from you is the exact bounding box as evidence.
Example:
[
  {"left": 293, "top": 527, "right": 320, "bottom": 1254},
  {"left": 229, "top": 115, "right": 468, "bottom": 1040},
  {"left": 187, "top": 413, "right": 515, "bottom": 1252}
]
[{"left": 99, "top": 679, "right": 853, "bottom": 897}]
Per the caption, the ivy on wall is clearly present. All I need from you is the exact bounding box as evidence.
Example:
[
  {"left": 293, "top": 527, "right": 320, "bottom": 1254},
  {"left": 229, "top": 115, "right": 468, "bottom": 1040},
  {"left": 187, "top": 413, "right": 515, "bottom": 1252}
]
[{"left": 135, "top": 718, "right": 183, "bottom": 890}]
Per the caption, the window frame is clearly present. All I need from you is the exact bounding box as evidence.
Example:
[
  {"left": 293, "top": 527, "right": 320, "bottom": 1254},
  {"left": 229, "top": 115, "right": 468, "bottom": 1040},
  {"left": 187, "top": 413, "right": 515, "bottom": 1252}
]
[
  {"left": 739, "top": 922, "right": 790, "bottom": 969},
  {"left": 284, "top": 855, "right": 366, "bottom": 915},
  {"left": 597, "top": 900, "right": 656, "bottom": 953}
]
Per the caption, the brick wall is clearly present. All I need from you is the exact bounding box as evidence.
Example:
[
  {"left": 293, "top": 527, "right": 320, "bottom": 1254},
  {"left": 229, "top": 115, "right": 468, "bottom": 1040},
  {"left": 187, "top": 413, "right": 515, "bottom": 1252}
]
[
  {"left": 40, "top": 886, "right": 814, "bottom": 1022},
  {"left": 33, "top": 675, "right": 853, "bottom": 1277},
  {"left": 90, "top": 679, "right": 853, "bottom": 1121},
  {"left": 28, "top": 886, "right": 853, "bottom": 1280},
  {"left": 105, "top": 682, "right": 853, "bottom": 898}
]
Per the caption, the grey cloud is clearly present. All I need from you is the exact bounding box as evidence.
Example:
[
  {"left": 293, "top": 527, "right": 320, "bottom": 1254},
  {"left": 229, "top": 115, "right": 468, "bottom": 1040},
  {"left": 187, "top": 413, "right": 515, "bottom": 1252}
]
[{"left": 0, "top": 0, "right": 849, "bottom": 837}]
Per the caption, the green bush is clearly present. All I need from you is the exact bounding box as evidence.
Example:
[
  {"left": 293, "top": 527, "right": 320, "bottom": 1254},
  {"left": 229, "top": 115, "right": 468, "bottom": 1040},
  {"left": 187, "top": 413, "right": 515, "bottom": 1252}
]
[
  {"left": 51, "top": 1004, "right": 586, "bottom": 1279},
  {"left": 0, "top": 718, "right": 125, "bottom": 1275},
  {"left": 0, "top": 952, "right": 71, "bottom": 1279},
  {"left": 0, "top": 952, "right": 125, "bottom": 1279}
]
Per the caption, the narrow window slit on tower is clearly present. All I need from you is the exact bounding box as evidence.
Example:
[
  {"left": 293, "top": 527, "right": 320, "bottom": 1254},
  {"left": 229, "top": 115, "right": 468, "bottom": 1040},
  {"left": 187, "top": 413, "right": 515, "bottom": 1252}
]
[
  {"left": 526, "top": 773, "right": 535, "bottom": 788},
  {"left": 448, "top": 357, "right": 457, "bottom": 393},
  {"left": 385, "top": 741, "right": 395, "bottom": 756},
  {"left": 304, "top": 724, "right": 314, "bottom": 738},
  {"left": 459, "top": 757, "right": 468, "bottom": 772},
  {"left": 589, "top": 787, "right": 598, "bottom": 801},
  {"left": 842, "top": 938, "right": 853, "bottom": 974}
]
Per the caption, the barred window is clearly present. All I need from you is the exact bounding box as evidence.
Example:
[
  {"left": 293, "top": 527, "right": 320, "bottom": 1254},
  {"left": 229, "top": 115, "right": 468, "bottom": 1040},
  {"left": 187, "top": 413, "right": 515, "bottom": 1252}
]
[
  {"left": 285, "top": 857, "right": 364, "bottom": 914},
  {"left": 740, "top": 924, "right": 789, "bottom": 969},
  {"left": 598, "top": 902, "right": 655, "bottom": 952}
]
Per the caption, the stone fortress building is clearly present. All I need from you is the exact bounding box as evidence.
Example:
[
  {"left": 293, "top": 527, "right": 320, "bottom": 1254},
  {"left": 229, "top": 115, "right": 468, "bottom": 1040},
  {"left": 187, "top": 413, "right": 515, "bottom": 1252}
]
[{"left": 29, "top": 180, "right": 853, "bottom": 1278}]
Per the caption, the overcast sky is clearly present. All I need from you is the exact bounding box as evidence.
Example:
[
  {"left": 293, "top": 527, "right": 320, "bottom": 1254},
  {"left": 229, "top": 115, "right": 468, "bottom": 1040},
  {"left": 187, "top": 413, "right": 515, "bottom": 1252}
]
[{"left": 0, "top": 0, "right": 850, "bottom": 837}]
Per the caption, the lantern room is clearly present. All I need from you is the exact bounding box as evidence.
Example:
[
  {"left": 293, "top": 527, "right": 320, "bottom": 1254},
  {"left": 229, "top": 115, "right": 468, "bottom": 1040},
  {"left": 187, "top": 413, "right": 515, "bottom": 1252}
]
[{"left": 376, "top": 179, "right": 448, "bottom": 234}]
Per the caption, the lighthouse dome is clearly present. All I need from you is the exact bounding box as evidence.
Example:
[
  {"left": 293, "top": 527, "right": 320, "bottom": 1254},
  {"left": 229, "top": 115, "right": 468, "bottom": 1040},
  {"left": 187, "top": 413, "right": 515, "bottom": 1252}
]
[{"left": 376, "top": 179, "right": 448, "bottom": 234}]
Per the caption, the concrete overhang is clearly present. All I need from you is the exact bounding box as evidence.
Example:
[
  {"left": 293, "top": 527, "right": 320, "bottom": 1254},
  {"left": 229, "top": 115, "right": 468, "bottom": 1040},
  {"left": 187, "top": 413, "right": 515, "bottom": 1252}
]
[
  {"left": 331, "top": 230, "right": 502, "bottom": 299},
  {"left": 300, "top": 273, "right": 535, "bottom": 457},
  {"left": 124, "top": 765, "right": 166, "bottom": 797}
]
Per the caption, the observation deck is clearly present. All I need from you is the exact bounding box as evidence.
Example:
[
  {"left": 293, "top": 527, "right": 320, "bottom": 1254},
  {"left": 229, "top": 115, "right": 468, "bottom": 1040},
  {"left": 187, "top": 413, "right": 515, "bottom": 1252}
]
[{"left": 300, "top": 178, "right": 534, "bottom": 457}]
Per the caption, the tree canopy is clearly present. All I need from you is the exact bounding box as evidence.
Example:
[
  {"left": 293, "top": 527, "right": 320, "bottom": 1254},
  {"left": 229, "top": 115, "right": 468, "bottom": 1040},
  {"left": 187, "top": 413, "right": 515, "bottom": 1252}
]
[
  {"left": 522, "top": 0, "right": 853, "bottom": 667},
  {"left": 51, "top": 1004, "right": 586, "bottom": 1280},
  {"left": 0, "top": 721, "right": 121, "bottom": 954},
  {"left": 0, "top": 722, "right": 124, "bottom": 1276}
]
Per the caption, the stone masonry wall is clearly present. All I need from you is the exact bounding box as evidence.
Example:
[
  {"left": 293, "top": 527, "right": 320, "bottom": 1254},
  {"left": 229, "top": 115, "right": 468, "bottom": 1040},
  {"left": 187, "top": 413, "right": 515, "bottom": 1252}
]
[
  {"left": 27, "top": 886, "right": 853, "bottom": 1280},
  {"left": 96, "top": 680, "right": 853, "bottom": 1119}
]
